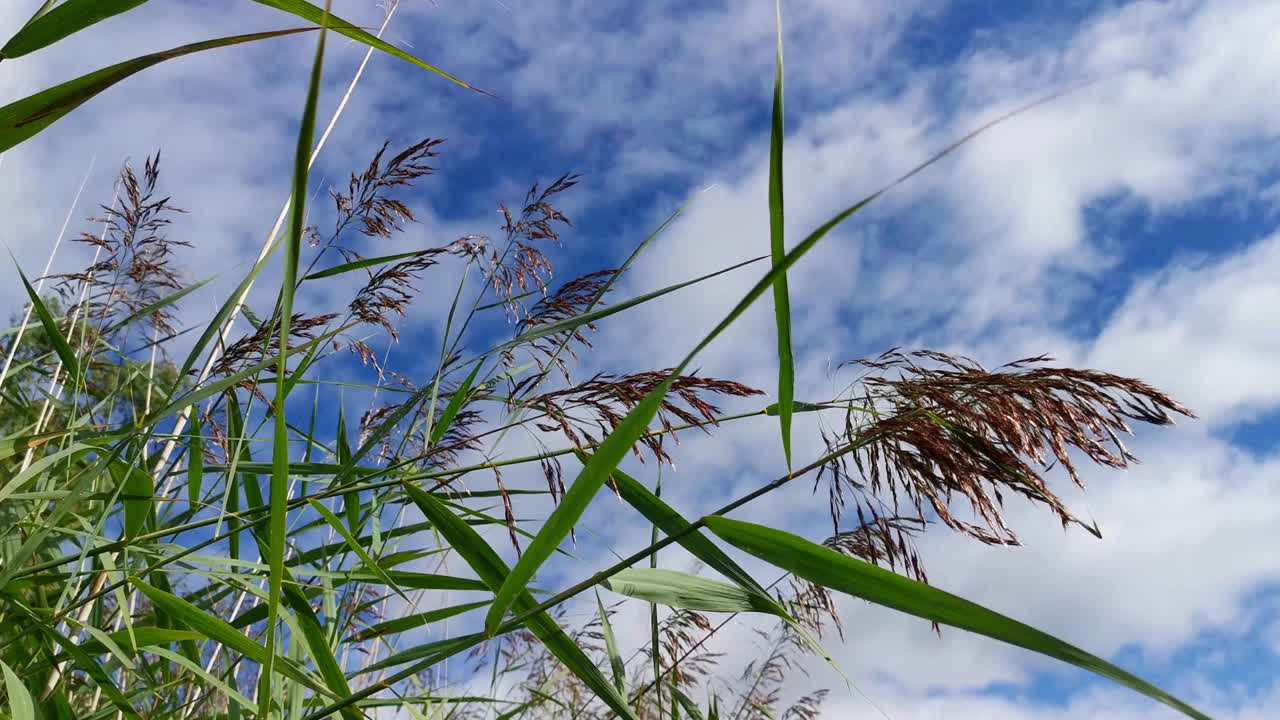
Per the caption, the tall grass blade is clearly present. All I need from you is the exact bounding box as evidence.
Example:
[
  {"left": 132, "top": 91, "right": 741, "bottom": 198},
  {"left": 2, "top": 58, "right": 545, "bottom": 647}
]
[
  {"left": 261, "top": 4, "right": 329, "bottom": 715},
  {"left": 767, "top": 0, "right": 794, "bottom": 469},
  {"left": 704, "top": 516, "right": 1211, "bottom": 720}
]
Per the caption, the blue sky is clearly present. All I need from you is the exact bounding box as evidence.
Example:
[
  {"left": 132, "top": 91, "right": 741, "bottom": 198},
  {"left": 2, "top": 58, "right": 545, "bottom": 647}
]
[{"left": 2, "top": 1, "right": 1280, "bottom": 717}]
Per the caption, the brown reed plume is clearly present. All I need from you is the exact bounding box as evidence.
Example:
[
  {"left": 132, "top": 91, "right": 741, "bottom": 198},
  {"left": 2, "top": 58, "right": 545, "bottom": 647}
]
[
  {"left": 819, "top": 350, "right": 1194, "bottom": 547},
  {"left": 533, "top": 370, "right": 763, "bottom": 466}
]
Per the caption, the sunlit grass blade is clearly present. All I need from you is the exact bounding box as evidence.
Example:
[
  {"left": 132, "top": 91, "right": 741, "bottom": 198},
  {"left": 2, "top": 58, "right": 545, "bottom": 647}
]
[
  {"left": 598, "top": 459, "right": 778, "bottom": 605},
  {"left": 0, "top": 0, "right": 148, "bottom": 59},
  {"left": 704, "top": 516, "right": 1211, "bottom": 720},
  {"left": 603, "top": 568, "right": 786, "bottom": 616},
  {"left": 767, "top": 0, "right": 795, "bottom": 469},
  {"left": 249, "top": 0, "right": 487, "bottom": 94},
  {"left": 402, "top": 482, "right": 640, "bottom": 720},
  {"left": 0, "top": 27, "right": 317, "bottom": 154},
  {"left": 14, "top": 263, "right": 78, "bottom": 386},
  {"left": 595, "top": 590, "right": 627, "bottom": 695},
  {"left": 261, "top": 4, "right": 329, "bottom": 715},
  {"left": 0, "top": 658, "right": 35, "bottom": 720},
  {"left": 148, "top": 647, "right": 255, "bottom": 714}
]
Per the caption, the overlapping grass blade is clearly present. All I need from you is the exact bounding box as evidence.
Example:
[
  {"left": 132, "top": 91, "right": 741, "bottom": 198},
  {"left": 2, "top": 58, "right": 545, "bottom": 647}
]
[
  {"left": 307, "top": 498, "right": 408, "bottom": 603},
  {"left": 249, "top": 0, "right": 485, "bottom": 94},
  {"left": 402, "top": 482, "right": 640, "bottom": 720},
  {"left": 429, "top": 362, "right": 482, "bottom": 447},
  {"left": 127, "top": 578, "right": 337, "bottom": 699},
  {"left": 0, "top": 27, "right": 317, "bottom": 154},
  {"left": 704, "top": 516, "right": 1210, "bottom": 720},
  {"left": 767, "top": 0, "right": 794, "bottom": 469},
  {"left": 0, "top": 0, "right": 148, "bottom": 59}
]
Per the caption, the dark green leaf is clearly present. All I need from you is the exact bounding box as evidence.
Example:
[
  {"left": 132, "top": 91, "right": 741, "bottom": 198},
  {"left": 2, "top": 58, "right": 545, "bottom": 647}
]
[
  {"left": 703, "top": 516, "right": 1210, "bottom": 720},
  {"left": 0, "top": 0, "right": 148, "bottom": 59}
]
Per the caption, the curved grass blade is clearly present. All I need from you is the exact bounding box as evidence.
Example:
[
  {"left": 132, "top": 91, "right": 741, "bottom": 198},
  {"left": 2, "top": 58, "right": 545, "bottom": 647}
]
[
  {"left": 767, "top": 0, "right": 794, "bottom": 469},
  {"left": 1, "top": 658, "right": 35, "bottom": 720},
  {"left": 303, "top": 249, "right": 432, "bottom": 281},
  {"left": 11, "top": 601, "right": 137, "bottom": 718},
  {"left": 603, "top": 568, "right": 786, "bottom": 616},
  {"left": 1, "top": 0, "right": 148, "bottom": 59},
  {"left": 703, "top": 516, "right": 1211, "bottom": 720},
  {"left": 402, "top": 482, "right": 640, "bottom": 720},
  {"left": 0, "top": 27, "right": 317, "bottom": 154},
  {"left": 148, "top": 647, "right": 255, "bottom": 714},
  {"left": 109, "top": 458, "right": 154, "bottom": 540},
  {"left": 349, "top": 600, "right": 488, "bottom": 642},
  {"left": 249, "top": 0, "right": 487, "bottom": 94},
  {"left": 597, "top": 459, "right": 778, "bottom": 605}
]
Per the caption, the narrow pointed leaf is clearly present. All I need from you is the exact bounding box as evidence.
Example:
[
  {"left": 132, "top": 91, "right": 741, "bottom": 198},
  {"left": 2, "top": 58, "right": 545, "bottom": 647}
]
[
  {"left": 349, "top": 600, "right": 489, "bottom": 642},
  {"left": 596, "top": 591, "right": 626, "bottom": 695},
  {"left": 0, "top": 27, "right": 316, "bottom": 154},
  {"left": 603, "top": 568, "right": 784, "bottom": 615},
  {"left": 249, "top": 0, "right": 484, "bottom": 93},
  {"left": 704, "top": 516, "right": 1210, "bottom": 720},
  {"left": 307, "top": 498, "right": 408, "bottom": 603},
  {"left": 767, "top": 0, "right": 794, "bottom": 468},
  {"left": 1, "top": 0, "right": 148, "bottom": 59},
  {"left": 14, "top": 264, "right": 78, "bottom": 385},
  {"left": 429, "top": 362, "right": 482, "bottom": 447},
  {"left": 263, "top": 12, "right": 329, "bottom": 716},
  {"left": 127, "top": 578, "right": 335, "bottom": 697},
  {"left": 303, "top": 249, "right": 433, "bottom": 280}
]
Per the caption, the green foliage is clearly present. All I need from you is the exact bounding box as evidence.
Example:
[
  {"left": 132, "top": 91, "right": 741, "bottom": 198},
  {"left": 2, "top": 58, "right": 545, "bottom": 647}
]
[{"left": 0, "top": 5, "right": 1212, "bottom": 720}]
